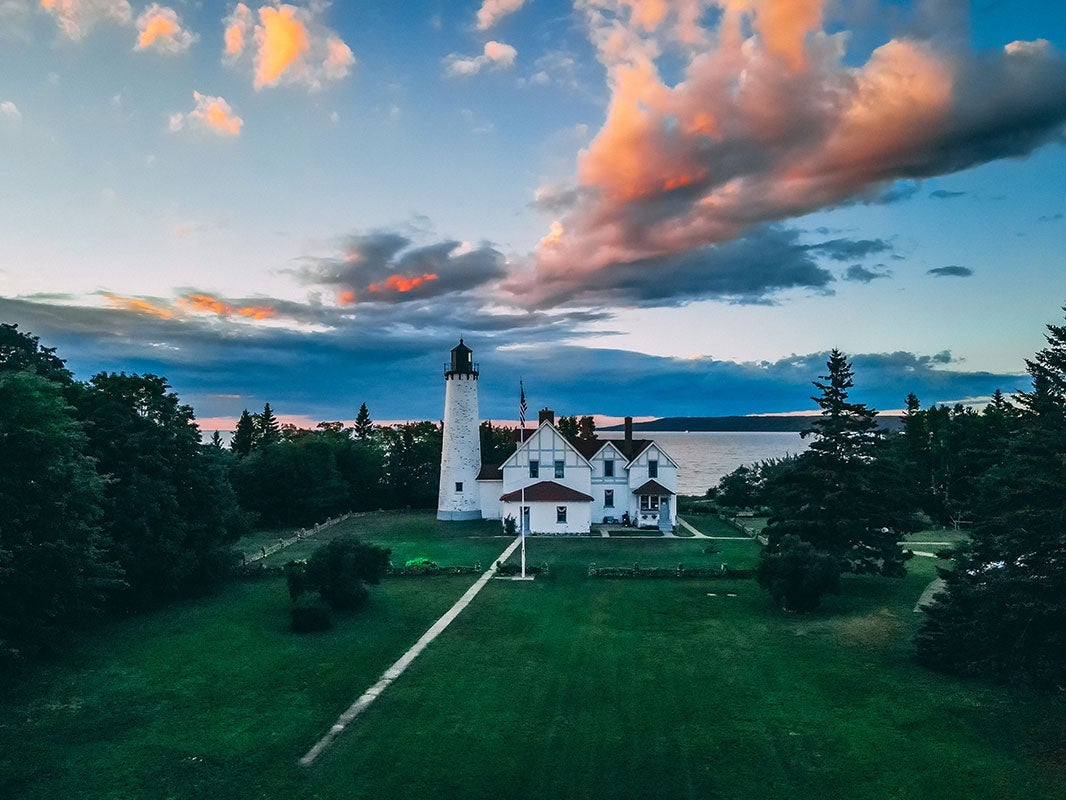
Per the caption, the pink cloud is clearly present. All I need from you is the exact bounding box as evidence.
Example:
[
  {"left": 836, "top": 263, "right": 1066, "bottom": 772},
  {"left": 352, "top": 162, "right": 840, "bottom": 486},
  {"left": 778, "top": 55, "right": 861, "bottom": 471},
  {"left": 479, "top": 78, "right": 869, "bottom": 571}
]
[
  {"left": 444, "top": 40, "right": 517, "bottom": 77},
  {"left": 518, "top": 2, "right": 1066, "bottom": 305},
  {"left": 39, "top": 0, "right": 131, "bottom": 40},
  {"left": 475, "top": 0, "right": 527, "bottom": 31},
  {"left": 134, "top": 4, "right": 196, "bottom": 53},
  {"left": 222, "top": 2, "right": 354, "bottom": 91},
  {"left": 169, "top": 92, "right": 243, "bottom": 137}
]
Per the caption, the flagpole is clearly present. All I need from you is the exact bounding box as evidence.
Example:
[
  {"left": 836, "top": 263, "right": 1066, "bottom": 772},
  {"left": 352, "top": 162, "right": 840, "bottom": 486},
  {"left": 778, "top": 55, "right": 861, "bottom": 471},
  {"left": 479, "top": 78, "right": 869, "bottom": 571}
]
[{"left": 519, "top": 379, "right": 527, "bottom": 579}]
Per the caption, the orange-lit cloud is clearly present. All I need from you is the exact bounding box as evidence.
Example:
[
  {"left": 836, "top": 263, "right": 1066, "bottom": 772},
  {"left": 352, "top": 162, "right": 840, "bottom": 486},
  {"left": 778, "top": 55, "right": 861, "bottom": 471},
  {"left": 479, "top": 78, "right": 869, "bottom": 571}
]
[
  {"left": 337, "top": 290, "right": 357, "bottom": 306},
  {"left": 254, "top": 4, "right": 309, "bottom": 87},
  {"left": 223, "top": 2, "right": 354, "bottom": 91},
  {"left": 180, "top": 293, "right": 276, "bottom": 320},
  {"left": 368, "top": 273, "right": 438, "bottom": 293},
  {"left": 169, "top": 91, "right": 243, "bottom": 137},
  {"left": 104, "top": 293, "right": 173, "bottom": 319},
  {"left": 40, "top": 0, "right": 131, "bottom": 40},
  {"left": 223, "top": 2, "right": 251, "bottom": 58},
  {"left": 518, "top": 2, "right": 1066, "bottom": 306},
  {"left": 134, "top": 3, "right": 196, "bottom": 53},
  {"left": 444, "top": 40, "right": 517, "bottom": 77},
  {"left": 475, "top": 0, "right": 527, "bottom": 31}
]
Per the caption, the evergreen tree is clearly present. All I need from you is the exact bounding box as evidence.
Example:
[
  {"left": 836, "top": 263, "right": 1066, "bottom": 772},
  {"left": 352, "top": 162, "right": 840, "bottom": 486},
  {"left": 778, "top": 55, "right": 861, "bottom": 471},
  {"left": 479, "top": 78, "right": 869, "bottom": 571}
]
[
  {"left": 917, "top": 309, "right": 1066, "bottom": 688},
  {"left": 762, "top": 350, "right": 915, "bottom": 576},
  {"left": 354, "top": 402, "right": 374, "bottom": 441},
  {"left": 231, "top": 409, "right": 256, "bottom": 457},
  {"left": 257, "top": 402, "right": 281, "bottom": 447},
  {"left": 577, "top": 415, "right": 596, "bottom": 441},
  {"left": 209, "top": 430, "right": 224, "bottom": 449}
]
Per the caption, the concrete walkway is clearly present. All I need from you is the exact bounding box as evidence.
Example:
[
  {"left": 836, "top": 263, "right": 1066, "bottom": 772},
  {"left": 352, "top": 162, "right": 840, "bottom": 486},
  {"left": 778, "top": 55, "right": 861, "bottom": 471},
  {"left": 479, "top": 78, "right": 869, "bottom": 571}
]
[
  {"left": 676, "top": 516, "right": 709, "bottom": 538},
  {"left": 299, "top": 535, "right": 524, "bottom": 767},
  {"left": 914, "top": 577, "right": 947, "bottom": 613}
]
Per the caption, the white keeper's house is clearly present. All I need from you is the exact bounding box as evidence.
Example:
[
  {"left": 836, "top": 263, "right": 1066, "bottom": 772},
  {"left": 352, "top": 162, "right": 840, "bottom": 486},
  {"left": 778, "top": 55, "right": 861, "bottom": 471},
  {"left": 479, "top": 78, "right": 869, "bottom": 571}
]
[{"left": 436, "top": 339, "right": 679, "bottom": 534}]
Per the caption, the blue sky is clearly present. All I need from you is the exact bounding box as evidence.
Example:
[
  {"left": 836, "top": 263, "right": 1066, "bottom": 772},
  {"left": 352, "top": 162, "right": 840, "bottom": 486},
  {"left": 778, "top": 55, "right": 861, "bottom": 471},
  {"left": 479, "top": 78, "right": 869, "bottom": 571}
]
[{"left": 1, "top": 0, "right": 1064, "bottom": 428}]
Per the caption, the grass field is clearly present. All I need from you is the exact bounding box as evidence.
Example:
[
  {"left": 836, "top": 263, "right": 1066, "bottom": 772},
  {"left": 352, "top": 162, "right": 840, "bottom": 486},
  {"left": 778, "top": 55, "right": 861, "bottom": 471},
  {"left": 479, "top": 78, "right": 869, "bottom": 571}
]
[{"left": 3, "top": 512, "right": 1062, "bottom": 799}]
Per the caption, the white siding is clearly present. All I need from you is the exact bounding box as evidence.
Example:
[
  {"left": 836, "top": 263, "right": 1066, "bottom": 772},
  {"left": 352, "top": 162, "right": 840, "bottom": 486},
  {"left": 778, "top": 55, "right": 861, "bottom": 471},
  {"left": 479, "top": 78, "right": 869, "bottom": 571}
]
[
  {"left": 478, "top": 480, "right": 503, "bottom": 520},
  {"left": 589, "top": 442, "right": 628, "bottom": 523},
  {"left": 437, "top": 374, "right": 482, "bottom": 520},
  {"left": 501, "top": 500, "right": 592, "bottom": 534}
]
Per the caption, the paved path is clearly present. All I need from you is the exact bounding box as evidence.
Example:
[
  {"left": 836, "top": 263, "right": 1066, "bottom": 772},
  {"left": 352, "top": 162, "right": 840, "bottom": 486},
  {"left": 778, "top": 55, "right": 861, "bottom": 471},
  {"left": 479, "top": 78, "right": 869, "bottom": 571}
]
[
  {"left": 676, "top": 516, "right": 709, "bottom": 538},
  {"left": 914, "top": 577, "right": 947, "bottom": 613},
  {"left": 299, "top": 535, "right": 524, "bottom": 767}
]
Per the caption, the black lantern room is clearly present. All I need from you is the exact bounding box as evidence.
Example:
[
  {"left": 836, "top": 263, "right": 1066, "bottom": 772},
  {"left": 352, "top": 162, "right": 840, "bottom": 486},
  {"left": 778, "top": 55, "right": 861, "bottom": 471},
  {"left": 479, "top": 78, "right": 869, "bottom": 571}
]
[{"left": 446, "top": 338, "right": 478, "bottom": 377}]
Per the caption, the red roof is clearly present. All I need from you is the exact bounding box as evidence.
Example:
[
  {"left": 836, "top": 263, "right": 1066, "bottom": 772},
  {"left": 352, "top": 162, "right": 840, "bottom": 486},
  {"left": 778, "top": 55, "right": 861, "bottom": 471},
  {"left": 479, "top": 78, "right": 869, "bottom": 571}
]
[
  {"left": 633, "top": 479, "right": 674, "bottom": 496},
  {"left": 500, "top": 481, "right": 594, "bottom": 503}
]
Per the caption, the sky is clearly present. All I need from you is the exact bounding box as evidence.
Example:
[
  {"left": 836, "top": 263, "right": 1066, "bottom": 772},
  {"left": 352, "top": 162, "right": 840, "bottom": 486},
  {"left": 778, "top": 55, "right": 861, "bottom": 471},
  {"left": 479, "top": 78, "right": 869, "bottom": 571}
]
[{"left": 1, "top": 0, "right": 1064, "bottom": 429}]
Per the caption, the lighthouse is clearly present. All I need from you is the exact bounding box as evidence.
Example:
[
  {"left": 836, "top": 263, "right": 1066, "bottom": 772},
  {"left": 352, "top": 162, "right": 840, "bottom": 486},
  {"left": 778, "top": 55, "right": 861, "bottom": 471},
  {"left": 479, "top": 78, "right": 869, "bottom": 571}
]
[{"left": 437, "top": 338, "right": 483, "bottom": 520}]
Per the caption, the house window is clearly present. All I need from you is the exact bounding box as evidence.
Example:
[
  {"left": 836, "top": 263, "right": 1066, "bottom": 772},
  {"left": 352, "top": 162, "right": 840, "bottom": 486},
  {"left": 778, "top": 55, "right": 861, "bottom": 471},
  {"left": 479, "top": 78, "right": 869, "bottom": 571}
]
[
  {"left": 648, "top": 460, "right": 658, "bottom": 478},
  {"left": 455, "top": 482, "right": 463, "bottom": 492},
  {"left": 603, "top": 459, "right": 614, "bottom": 477},
  {"left": 529, "top": 460, "right": 539, "bottom": 478},
  {"left": 640, "top": 495, "right": 661, "bottom": 511},
  {"left": 554, "top": 460, "right": 565, "bottom": 479},
  {"left": 556, "top": 506, "right": 567, "bottom": 523},
  {"left": 604, "top": 489, "right": 614, "bottom": 508}
]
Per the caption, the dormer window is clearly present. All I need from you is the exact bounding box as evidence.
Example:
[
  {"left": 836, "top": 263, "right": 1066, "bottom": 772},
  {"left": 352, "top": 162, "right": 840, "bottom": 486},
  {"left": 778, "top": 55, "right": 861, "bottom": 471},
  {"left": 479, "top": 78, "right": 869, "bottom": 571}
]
[
  {"left": 603, "top": 459, "right": 614, "bottom": 477},
  {"left": 648, "top": 460, "right": 658, "bottom": 478}
]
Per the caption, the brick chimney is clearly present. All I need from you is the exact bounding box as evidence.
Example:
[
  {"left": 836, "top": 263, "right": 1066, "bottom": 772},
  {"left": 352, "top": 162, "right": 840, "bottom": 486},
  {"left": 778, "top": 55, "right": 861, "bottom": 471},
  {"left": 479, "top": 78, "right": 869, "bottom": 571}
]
[{"left": 539, "top": 408, "right": 555, "bottom": 425}]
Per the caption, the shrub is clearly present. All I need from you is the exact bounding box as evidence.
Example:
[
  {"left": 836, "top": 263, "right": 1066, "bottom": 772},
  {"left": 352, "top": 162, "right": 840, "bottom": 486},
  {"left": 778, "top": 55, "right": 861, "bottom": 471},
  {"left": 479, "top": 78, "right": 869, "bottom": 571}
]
[
  {"left": 304, "top": 536, "right": 390, "bottom": 611},
  {"left": 291, "top": 595, "right": 332, "bottom": 633},
  {"left": 757, "top": 535, "right": 840, "bottom": 612},
  {"left": 404, "top": 556, "right": 437, "bottom": 569},
  {"left": 285, "top": 560, "right": 309, "bottom": 601},
  {"left": 503, "top": 515, "right": 517, "bottom": 536}
]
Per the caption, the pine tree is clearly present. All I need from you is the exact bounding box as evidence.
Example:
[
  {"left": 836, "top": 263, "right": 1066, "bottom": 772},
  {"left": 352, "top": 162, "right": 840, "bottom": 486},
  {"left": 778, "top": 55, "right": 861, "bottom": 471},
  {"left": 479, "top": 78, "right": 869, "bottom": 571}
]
[
  {"left": 231, "top": 409, "right": 256, "bottom": 457},
  {"left": 577, "top": 415, "right": 596, "bottom": 440},
  {"left": 917, "top": 309, "right": 1066, "bottom": 688},
  {"left": 257, "top": 402, "right": 281, "bottom": 447},
  {"left": 354, "top": 402, "right": 374, "bottom": 441},
  {"left": 209, "top": 430, "right": 224, "bottom": 449},
  {"left": 763, "top": 350, "right": 914, "bottom": 576}
]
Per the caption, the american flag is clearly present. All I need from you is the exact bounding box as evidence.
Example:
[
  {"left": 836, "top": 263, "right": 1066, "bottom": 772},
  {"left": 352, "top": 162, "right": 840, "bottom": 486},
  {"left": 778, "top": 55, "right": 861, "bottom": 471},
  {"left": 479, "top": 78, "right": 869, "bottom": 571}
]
[{"left": 519, "top": 380, "right": 527, "bottom": 429}]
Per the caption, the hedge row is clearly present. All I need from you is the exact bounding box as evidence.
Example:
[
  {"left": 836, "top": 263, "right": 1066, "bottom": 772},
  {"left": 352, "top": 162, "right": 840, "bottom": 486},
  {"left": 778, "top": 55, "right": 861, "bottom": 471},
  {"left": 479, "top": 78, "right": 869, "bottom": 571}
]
[{"left": 587, "top": 563, "right": 754, "bottom": 579}]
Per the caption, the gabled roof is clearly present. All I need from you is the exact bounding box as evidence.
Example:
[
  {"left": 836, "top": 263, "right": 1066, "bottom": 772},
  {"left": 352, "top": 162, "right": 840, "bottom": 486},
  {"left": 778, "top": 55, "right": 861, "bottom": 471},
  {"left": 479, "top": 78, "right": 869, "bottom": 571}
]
[
  {"left": 498, "top": 419, "right": 593, "bottom": 470},
  {"left": 500, "top": 481, "right": 594, "bottom": 502},
  {"left": 633, "top": 479, "right": 675, "bottom": 496},
  {"left": 476, "top": 463, "right": 503, "bottom": 481},
  {"left": 572, "top": 438, "right": 610, "bottom": 460},
  {"left": 614, "top": 438, "right": 654, "bottom": 462}
]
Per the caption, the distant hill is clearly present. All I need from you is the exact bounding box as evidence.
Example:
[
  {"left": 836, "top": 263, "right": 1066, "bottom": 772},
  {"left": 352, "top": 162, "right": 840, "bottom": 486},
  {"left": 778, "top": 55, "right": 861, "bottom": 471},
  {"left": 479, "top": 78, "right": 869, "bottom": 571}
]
[{"left": 600, "top": 415, "right": 905, "bottom": 433}]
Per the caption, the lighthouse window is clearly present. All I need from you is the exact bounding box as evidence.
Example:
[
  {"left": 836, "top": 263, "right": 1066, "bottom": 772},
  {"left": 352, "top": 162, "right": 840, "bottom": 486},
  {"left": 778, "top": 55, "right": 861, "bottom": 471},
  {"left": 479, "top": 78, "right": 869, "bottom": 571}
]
[
  {"left": 554, "top": 460, "right": 565, "bottom": 478},
  {"left": 455, "top": 482, "right": 463, "bottom": 493},
  {"left": 604, "top": 490, "right": 614, "bottom": 508},
  {"left": 603, "top": 459, "right": 614, "bottom": 477},
  {"left": 529, "top": 460, "right": 539, "bottom": 478},
  {"left": 556, "top": 506, "right": 567, "bottom": 523}
]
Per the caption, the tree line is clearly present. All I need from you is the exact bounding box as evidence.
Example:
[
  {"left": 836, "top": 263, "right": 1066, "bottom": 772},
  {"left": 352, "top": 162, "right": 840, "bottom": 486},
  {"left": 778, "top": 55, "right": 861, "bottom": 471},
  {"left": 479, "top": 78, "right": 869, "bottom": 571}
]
[
  {"left": 713, "top": 309, "right": 1066, "bottom": 689},
  {"left": 0, "top": 324, "right": 442, "bottom": 666}
]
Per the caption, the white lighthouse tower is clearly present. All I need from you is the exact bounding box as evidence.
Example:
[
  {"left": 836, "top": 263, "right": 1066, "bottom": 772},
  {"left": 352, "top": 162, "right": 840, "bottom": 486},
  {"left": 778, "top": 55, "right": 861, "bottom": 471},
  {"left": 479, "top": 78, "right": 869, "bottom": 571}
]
[{"left": 437, "top": 338, "right": 483, "bottom": 520}]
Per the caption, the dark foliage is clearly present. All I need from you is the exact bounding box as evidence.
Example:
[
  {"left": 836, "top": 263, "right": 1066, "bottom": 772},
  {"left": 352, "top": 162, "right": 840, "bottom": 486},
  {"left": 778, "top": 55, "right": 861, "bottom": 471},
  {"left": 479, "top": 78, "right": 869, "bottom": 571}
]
[
  {"left": 290, "top": 595, "right": 333, "bottom": 632},
  {"left": 762, "top": 350, "right": 916, "bottom": 576},
  {"left": 757, "top": 535, "right": 840, "bottom": 612},
  {"left": 302, "top": 536, "right": 391, "bottom": 612},
  {"left": 916, "top": 309, "right": 1066, "bottom": 689}
]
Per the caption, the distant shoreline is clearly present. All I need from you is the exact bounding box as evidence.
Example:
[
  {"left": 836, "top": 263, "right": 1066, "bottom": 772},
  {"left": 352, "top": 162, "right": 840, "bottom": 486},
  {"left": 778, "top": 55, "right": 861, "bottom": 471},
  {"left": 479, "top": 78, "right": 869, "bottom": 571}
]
[{"left": 600, "top": 415, "right": 904, "bottom": 433}]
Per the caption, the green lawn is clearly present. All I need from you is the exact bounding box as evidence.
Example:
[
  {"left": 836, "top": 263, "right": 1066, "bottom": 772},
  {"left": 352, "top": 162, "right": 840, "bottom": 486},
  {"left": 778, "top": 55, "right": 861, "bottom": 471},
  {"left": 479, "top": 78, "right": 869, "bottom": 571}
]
[{"left": 3, "top": 513, "right": 1062, "bottom": 799}]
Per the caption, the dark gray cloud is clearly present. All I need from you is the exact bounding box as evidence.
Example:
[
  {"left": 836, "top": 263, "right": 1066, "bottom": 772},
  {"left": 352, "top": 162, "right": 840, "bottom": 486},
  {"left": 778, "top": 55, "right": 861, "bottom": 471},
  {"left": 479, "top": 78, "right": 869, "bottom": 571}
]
[
  {"left": 844, "top": 265, "right": 892, "bottom": 283},
  {"left": 292, "top": 231, "right": 507, "bottom": 304},
  {"left": 525, "top": 226, "right": 906, "bottom": 307},
  {"left": 927, "top": 266, "right": 975, "bottom": 277},
  {"left": 2, "top": 296, "right": 1024, "bottom": 427}
]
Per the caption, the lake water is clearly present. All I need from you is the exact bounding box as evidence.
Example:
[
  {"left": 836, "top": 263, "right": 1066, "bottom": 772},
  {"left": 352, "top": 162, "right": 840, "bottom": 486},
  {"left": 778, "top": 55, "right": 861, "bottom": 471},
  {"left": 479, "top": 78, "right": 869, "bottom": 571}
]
[{"left": 600, "top": 431, "right": 808, "bottom": 496}]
